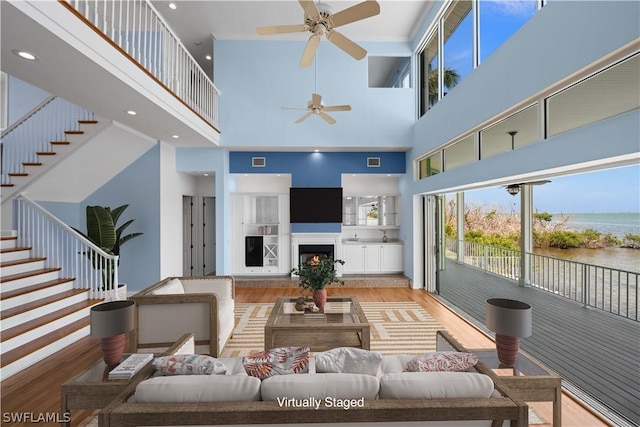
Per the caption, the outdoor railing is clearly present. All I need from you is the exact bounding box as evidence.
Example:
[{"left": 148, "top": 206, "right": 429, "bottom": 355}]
[
  {"left": 445, "top": 237, "right": 639, "bottom": 321},
  {"left": 63, "top": 0, "right": 219, "bottom": 130},
  {"left": 529, "top": 253, "right": 639, "bottom": 321},
  {"left": 14, "top": 194, "right": 119, "bottom": 300},
  {"left": 0, "top": 96, "right": 93, "bottom": 184},
  {"left": 445, "top": 238, "right": 520, "bottom": 279}
]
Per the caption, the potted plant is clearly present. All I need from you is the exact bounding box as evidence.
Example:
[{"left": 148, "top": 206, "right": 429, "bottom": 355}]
[
  {"left": 73, "top": 205, "right": 143, "bottom": 297},
  {"left": 290, "top": 255, "right": 345, "bottom": 310}
]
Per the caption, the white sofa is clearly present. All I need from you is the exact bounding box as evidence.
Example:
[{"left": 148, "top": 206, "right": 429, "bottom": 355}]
[
  {"left": 130, "top": 276, "right": 235, "bottom": 357},
  {"left": 100, "top": 332, "right": 529, "bottom": 427}
]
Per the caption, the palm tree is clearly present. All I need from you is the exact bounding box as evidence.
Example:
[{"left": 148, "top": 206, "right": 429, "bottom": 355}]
[{"left": 427, "top": 67, "right": 461, "bottom": 106}]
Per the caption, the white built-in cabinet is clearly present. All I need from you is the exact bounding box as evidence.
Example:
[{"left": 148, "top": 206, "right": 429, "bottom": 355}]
[
  {"left": 231, "top": 194, "right": 290, "bottom": 275},
  {"left": 343, "top": 195, "right": 398, "bottom": 227},
  {"left": 342, "top": 243, "right": 403, "bottom": 274}
]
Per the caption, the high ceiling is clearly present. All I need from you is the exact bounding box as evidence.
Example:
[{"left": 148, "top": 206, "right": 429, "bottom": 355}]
[{"left": 151, "top": 1, "right": 435, "bottom": 77}]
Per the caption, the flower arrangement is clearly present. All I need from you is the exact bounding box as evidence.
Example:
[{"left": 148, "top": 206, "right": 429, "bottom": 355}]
[{"left": 290, "top": 255, "right": 345, "bottom": 293}]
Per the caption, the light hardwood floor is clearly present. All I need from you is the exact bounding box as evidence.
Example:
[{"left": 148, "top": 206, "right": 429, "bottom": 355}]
[{"left": 0, "top": 286, "right": 611, "bottom": 426}]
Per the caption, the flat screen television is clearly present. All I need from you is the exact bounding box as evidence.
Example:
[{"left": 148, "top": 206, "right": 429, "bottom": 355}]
[{"left": 290, "top": 187, "right": 343, "bottom": 223}]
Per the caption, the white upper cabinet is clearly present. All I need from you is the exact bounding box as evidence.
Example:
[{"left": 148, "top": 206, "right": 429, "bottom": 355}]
[{"left": 343, "top": 195, "right": 399, "bottom": 227}]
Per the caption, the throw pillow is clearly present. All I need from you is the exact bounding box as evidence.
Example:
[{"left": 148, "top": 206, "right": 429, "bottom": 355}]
[
  {"left": 242, "top": 346, "right": 310, "bottom": 379},
  {"left": 405, "top": 351, "right": 478, "bottom": 372},
  {"left": 153, "top": 354, "right": 227, "bottom": 375},
  {"left": 315, "top": 347, "right": 383, "bottom": 376}
]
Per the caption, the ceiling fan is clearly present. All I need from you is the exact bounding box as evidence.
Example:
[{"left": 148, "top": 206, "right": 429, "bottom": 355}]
[
  {"left": 283, "top": 93, "right": 351, "bottom": 124},
  {"left": 504, "top": 180, "right": 551, "bottom": 196},
  {"left": 257, "top": 0, "right": 381, "bottom": 67}
]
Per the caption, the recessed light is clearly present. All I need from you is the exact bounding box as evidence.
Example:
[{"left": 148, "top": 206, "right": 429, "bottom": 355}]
[
  {"left": 314, "top": 149, "right": 320, "bottom": 153},
  {"left": 203, "top": 173, "right": 209, "bottom": 177},
  {"left": 168, "top": 3, "right": 177, "bottom": 10},
  {"left": 125, "top": 110, "right": 137, "bottom": 115},
  {"left": 205, "top": 55, "right": 212, "bottom": 61},
  {"left": 171, "top": 134, "right": 179, "bottom": 139},
  {"left": 13, "top": 50, "right": 38, "bottom": 61}
]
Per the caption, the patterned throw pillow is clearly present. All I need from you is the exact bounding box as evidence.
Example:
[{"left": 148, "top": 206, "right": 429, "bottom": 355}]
[
  {"left": 153, "top": 354, "right": 227, "bottom": 375},
  {"left": 242, "top": 346, "right": 310, "bottom": 379},
  {"left": 405, "top": 351, "right": 478, "bottom": 372}
]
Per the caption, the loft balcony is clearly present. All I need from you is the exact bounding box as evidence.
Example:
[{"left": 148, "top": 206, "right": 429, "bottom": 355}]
[{"left": 1, "top": 0, "right": 219, "bottom": 147}]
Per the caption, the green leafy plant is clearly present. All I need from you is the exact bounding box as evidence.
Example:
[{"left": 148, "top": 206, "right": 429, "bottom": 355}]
[
  {"left": 290, "top": 255, "right": 345, "bottom": 292},
  {"left": 73, "top": 205, "right": 143, "bottom": 289}
]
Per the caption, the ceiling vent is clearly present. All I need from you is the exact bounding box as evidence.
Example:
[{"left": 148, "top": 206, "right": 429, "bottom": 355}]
[
  {"left": 252, "top": 157, "right": 266, "bottom": 167},
  {"left": 367, "top": 157, "right": 381, "bottom": 167}
]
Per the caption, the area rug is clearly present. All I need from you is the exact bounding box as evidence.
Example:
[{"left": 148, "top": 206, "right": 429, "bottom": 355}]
[{"left": 220, "top": 301, "right": 444, "bottom": 357}]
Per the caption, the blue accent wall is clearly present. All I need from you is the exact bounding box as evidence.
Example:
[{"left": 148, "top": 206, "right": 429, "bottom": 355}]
[{"left": 230, "top": 151, "right": 405, "bottom": 187}]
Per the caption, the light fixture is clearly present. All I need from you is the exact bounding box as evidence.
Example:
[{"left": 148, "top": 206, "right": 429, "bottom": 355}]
[
  {"left": 203, "top": 173, "right": 209, "bottom": 177},
  {"left": 314, "top": 149, "right": 320, "bottom": 153},
  {"left": 168, "top": 3, "right": 177, "bottom": 10},
  {"left": 507, "top": 131, "right": 518, "bottom": 150},
  {"left": 506, "top": 184, "right": 520, "bottom": 196},
  {"left": 90, "top": 300, "right": 135, "bottom": 368},
  {"left": 126, "top": 110, "right": 137, "bottom": 116},
  {"left": 205, "top": 55, "right": 212, "bottom": 61},
  {"left": 171, "top": 134, "right": 179, "bottom": 139},
  {"left": 486, "top": 298, "right": 532, "bottom": 367},
  {"left": 13, "top": 50, "right": 38, "bottom": 61}
]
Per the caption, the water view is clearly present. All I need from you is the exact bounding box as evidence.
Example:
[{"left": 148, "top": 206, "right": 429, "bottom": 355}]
[{"left": 553, "top": 212, "right": 640, "bottom": 238}]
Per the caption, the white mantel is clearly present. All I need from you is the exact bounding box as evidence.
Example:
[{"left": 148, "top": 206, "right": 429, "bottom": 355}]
[{"left": 291, "top": 233, "right": 343, "bottom": 276}]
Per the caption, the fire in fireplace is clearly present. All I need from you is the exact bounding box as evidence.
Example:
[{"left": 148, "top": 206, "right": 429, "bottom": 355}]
[{"left": 298, "top": 244, "right": 335, "bottom": 265}]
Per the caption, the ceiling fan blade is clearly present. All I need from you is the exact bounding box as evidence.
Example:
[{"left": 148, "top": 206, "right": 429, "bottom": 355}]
[
  {"left": 300, "top": 35, "right": 320, "bottom": 67},
  {"left": 312, "top": 93, "right": 322, "bottom": 107},
  {"left": 295, "top": 112, "right": 314, "bottom": 123},
  {"left": 329, "top": 0, "right": 380, "bottom": 28},
  {"left": 299, "top": 0, "right": 320, "bottom": 19},
  {"left": 282, "top": 106, "right": 310, "bottom": 110},
  {"left": 326, "top": 30, "right": 367, "bottom": 60},
  {"left": 257, "top": 24, "right": 308, "bottom": 35},
  {"left": 319, "top": 111, "right": 337, "bottom": 124},
  {"left": 323, "top": 105, "right": 352, "bottom": 112},
  {"left": 523, "top": 180, "right": 552, "bottom": 186}
]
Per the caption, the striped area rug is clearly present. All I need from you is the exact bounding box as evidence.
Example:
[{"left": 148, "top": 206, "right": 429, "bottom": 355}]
[{"left": 221, "top": 301, "right": 444, "bottom": 357}]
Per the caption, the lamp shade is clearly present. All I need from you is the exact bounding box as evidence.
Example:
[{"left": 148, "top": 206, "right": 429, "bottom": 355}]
[
  {"left": 90, "top": 300, "right": 135, "bottom": 338},
  {"left": 485, "top": 298, "right": 532, "bottom": 338}
]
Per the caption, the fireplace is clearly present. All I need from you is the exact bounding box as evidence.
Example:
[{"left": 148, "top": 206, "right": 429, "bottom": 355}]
[{"left": 299, "top": 244, "right": 335, "bottom": 265}]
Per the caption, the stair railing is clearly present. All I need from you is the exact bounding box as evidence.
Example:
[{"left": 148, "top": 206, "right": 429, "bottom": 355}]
[
  {"left": 13, "top": 193, "right": 119, "bottom": 300},
  {"left": 0, "top": 96, "right": 94, "bottom": 184},
  {"left": 62, "top": 0, "right": 220, "bottom": 130}
]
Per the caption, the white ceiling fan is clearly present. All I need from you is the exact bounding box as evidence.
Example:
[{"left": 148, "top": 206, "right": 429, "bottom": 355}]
[
  {"left": 283, "top": 93, "right": 351, "bottom": 124},
  {"left": 257, "top": 0, "right": 380, "bottom": 67}
]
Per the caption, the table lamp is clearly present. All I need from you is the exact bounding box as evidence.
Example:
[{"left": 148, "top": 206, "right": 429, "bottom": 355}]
[
  {"left": 90, "top": 300, "right": 135, "bottom": 368},
  {"left": 485, "top": 298, "right": 532, "bottom": 367}
]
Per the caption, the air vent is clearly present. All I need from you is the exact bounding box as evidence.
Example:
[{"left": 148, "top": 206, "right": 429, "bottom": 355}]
[
  {"left": 367, "top": 157, "right": 381, "bottom": 167},
  {"left": 252, "top": 157, "right": 266, "bottom": 167}
]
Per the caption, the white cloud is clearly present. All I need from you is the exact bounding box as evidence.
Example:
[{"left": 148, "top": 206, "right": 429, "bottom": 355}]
[{"left": 483, "top": 0, "right": 536, "bottom": 17}]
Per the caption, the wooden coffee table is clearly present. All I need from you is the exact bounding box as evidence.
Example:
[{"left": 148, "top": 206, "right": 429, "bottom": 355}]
[{"left": 264, "top": 296, "right": 370, "bottom": 351}]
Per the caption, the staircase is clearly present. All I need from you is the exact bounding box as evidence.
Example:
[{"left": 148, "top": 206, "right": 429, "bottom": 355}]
[
  {"left": 1, "top": 117, "right": 106, "bottom": 200},
  {"left": 0, "top": 232, "right": 102, "bottom": 380}
]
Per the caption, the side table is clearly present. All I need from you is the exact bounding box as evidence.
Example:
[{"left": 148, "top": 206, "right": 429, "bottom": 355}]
[
  {"left": 471, "top": 348, "right": 562, "bottom": 427},
  {"left": 60, "top": 356, "right": 151, "bottom": 427}
]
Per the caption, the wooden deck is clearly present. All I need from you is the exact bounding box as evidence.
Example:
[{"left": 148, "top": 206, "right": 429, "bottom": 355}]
[{"left": 439, "top": 260, "right": 640, "bottom": 426}]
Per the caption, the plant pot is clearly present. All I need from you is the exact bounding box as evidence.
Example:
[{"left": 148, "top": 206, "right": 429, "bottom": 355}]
[
  {"left": 313, "top": 289, "right": 327, "bottom": 311},
  {"left": 117, "top": 283, "right": 127, "bottom": 300}
]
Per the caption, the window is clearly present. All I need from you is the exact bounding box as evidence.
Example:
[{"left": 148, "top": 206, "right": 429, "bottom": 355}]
[
  {"left": 420, "top": 32, "right": 439, "bottom": 115},
  {"left": 480, "top": 105, "right": 538, "bottom": 159},
  {"left": 479, "top": 1, "right": 536, "bottom": 63},
  {"left": 419, "top": 152, "right": 442, "bottom": 179},
  {"left": 443, "top": 1, "right": 473, "bottom": 91},
  {"left": 547, "top": 54, "right": 640, "bottom": 137},
  {"left": 444, "top": 135, "right": 476, "bottom": 171},
  {"left": 369, "top": 57, "right": 411, "bottom": 88}
]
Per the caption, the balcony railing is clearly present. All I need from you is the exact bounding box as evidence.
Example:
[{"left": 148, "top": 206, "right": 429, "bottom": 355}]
[
  {"left": 445, "top": 237, "right": 639, "bottom": 321},
  {"left": 63, "top": 0, "right": 219, "bottom": 130}
]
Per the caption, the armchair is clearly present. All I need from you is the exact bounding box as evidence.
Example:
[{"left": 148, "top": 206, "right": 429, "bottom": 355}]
[{"left": 130, "top": 276, "right": 235, "bottom": 357}]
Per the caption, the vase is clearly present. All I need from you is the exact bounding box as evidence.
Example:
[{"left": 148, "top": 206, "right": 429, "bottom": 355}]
[{"left": 313, "top": 289, "right": 327, "bottom": 311}]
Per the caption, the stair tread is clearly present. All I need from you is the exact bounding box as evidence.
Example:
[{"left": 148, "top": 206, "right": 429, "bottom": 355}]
[
  {"left": 1, "top": 297, "right": 101, "bottom": 343},
  {"left": 64, "top": 130, "right": 84, "bottom": 134},
  {"left": 50, "top": 141, "right": 71, "bottom": 145},
  {"left": 0, "top": 236, "right": 18, "bottom": 241},
  {"left": 0, "top": 317, "right": 91, "bottom": 368},
  {"left": 36, "top": 152, "right": 56, "bottom": 155},
  {"left": 1, "top": 184, "right": 15, "bottom": 187},
  {"left": 8, "top": 173, "right": 28, "bottom": 177},
  {"left": 0, "top": 246, "right": 32, "bottom": 254},
  {"left": 0, "top": 277, "right": 73, "bottom": 300},
  {"left": 78, "top": 120, "right": 98, "bottom": 124},
  {"left": 22, "top": 162, "right": 42, "bottom": 166},
  {"left": 1, "top": 257, "right": 46, "bottom": 268},
  {"left": 0, "top": 267, "right": 62, "bottom": 284},
  {"left": 1, "top": 288, "right": 86, "bottom": 320}
]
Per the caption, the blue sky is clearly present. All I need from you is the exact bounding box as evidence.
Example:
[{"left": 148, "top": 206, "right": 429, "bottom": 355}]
[{"left": 462, "top": 165, "right": 640, "bottom": 213}]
